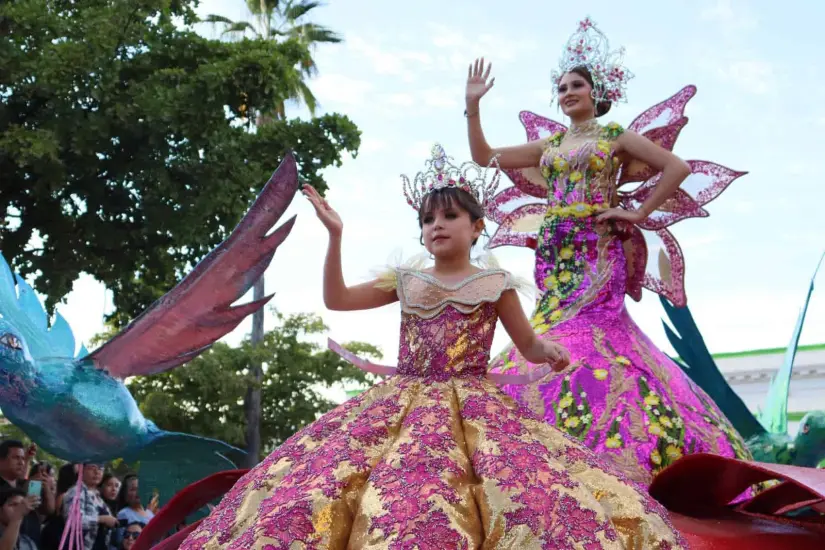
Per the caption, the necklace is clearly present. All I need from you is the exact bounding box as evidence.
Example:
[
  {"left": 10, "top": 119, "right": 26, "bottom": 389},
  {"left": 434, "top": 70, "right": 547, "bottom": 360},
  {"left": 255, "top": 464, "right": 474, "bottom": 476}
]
[{"left": 568, "top": 118, "right": 600, "bottom": 137}]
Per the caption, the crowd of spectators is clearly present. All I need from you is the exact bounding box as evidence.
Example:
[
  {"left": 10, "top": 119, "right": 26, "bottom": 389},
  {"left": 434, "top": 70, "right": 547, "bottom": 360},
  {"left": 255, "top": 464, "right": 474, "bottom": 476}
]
[{"left": 0, "top": 441, "right": 156, "bottom": 550}]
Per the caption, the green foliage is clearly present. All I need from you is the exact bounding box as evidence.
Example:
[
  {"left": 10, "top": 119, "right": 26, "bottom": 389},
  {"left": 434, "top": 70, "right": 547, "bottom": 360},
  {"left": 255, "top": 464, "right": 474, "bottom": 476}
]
[
  {"left": 0, "top": 0, "right": 361, "bottom": 326},
  {"left": 125, "top": 311, "right": 380, "bottom": 456}
]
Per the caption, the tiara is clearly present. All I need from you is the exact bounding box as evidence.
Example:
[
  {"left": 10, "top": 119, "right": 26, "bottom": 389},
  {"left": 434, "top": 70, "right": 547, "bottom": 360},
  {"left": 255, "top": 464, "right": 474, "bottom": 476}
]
[
  {"left": 401, "top": 143, "right": 501, "bottom": 213},
  {"left": 550, "top": 17, "right": 634, "bottom": 105}
]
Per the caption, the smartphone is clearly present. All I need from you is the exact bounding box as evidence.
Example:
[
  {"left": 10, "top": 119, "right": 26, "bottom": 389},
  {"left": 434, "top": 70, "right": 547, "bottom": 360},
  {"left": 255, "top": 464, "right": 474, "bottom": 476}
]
[{"left": 27, "top": 480, "right": 42, "bottom": 497}]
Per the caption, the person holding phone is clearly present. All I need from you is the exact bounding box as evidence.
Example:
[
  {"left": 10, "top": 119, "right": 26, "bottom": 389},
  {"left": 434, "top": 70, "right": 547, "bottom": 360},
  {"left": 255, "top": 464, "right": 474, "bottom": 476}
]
[
  {"left": 0, "top": 442, "right": 42, "bottom": 547},
  {"left": 0, "top": 487, "right": 37, "bottom": 550}
]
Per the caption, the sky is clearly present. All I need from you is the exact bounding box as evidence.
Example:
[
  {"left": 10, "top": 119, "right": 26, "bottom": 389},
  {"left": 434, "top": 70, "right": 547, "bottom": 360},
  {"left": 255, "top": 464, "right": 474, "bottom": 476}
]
[{"left": 54, "top": 0, "right": 825, "bottom": 391}]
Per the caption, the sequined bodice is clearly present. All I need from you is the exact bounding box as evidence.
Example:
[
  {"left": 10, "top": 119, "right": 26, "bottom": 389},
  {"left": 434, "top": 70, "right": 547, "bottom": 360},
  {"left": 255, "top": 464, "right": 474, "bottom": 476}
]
[
  {"left": 539, "top": 120, "right": 624, "bottom": 210},
  {"left": 394, "top": 269, "right": 513, "bottom": 381}
]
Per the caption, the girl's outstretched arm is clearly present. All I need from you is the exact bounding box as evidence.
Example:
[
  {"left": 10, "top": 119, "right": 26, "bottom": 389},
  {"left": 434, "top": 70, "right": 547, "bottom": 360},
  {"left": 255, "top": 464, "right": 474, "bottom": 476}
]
[
  {"left": 496, "top": 289, "right": 570, "bottom": 371},
  {"left": 303, "top": 185, "right": 398, "bottom": 311}
]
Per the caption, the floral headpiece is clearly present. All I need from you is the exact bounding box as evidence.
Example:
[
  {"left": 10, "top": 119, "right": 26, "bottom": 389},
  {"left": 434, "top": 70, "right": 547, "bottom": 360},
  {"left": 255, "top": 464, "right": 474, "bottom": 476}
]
[
  {"left": 401, "top": 143, "right": 501, "bottom": 213},
  {"left": 550, "top": 17, "right": 634, "bottom": 106}
]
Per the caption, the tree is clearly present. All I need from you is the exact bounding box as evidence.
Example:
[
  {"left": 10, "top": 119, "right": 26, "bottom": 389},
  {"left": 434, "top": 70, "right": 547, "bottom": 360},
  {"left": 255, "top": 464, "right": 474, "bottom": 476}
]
[
  {"left": 126, "top": 312, "right": 380, "bottom": 456},
  {"left": 0, "top": 0, "right": 361, "bottom": 327},
  {"left": 206, "top": 0, "right": 342, "bottom": 117},
  {"left": 203, "top": 0, "right": 343, "bottom": 466}
]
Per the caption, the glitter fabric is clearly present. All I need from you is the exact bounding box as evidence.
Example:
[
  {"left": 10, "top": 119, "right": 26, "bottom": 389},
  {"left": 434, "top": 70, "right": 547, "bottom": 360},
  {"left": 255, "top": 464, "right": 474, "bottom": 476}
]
[
  {"left": 180, "top": 268, "right": 686, "bottom": 549},
  {"left": 488, "top": 118, "right": 752, "bottom": 485}
]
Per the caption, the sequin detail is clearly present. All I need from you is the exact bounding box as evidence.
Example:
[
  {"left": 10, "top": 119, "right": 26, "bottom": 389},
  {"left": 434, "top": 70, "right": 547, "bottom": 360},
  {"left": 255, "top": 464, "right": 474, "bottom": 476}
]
[
  {"left": 181, "top": 269, "right": 685, "bottom": 549},
  {"left": 490, "top": 121, "right": 751, "bottom": 484}
]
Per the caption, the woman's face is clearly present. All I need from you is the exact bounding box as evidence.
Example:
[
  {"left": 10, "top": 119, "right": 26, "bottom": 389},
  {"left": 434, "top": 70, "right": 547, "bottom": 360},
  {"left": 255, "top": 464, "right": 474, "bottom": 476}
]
[
  {"left": 82, "top": 465, "right": 103, "bottom": 488},
  {"left": 102, "top": 477, "right": 119, "bottom": 501},
  {"left": 126, "top": 478, "right": 140, "bottom": 506},
  {"left": 558, "top": 71, "right": 595, "bottom": 118},
  {"left": 122, "top": 524, "right": 142, "bottom": 549}
]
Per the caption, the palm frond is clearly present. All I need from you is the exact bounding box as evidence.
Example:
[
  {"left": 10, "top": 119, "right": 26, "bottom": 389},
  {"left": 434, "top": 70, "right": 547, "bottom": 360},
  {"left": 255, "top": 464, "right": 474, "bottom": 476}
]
[
  {"left": 296, "top": 80, "right": 318, "bottom": 115},
  {"left": 283, "top": 0, "right": 322, "bottom": 21},
  {"left": 288, "top": 23, "right": 342, "bottom": 45}
]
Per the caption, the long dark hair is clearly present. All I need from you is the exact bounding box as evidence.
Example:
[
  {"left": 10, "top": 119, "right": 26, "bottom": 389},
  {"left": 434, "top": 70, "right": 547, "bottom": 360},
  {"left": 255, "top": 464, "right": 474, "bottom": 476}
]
[
  {"left": 418, "top": 187, "right": 485, "bottom": 247},
  {"left": 566, "top": 66, "right": 612, "bottom": 117},
  {"left": 116, "top": 473, "right": 139, "bottom": 511},
  {"left": 56, "top": 463, "right": 78, "bottom": 496},
  {"left": 99, "top": 472, "right": 119, "bottom": 512}
]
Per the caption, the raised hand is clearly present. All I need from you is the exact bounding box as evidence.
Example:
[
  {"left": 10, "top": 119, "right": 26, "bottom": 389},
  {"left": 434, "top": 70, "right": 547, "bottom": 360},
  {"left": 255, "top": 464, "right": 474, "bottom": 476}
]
[
  {"left": 302, "top": 184, "right": 343, "bottom": 237},
  {"left": 466, "top": 58, "right": 495, "bottom": 106}
]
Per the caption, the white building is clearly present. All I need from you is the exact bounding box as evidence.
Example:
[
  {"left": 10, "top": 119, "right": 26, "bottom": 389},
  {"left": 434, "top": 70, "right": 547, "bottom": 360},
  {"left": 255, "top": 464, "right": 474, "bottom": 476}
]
[{"left": 716, "top": 343, "right": 825, "bottom": 436}]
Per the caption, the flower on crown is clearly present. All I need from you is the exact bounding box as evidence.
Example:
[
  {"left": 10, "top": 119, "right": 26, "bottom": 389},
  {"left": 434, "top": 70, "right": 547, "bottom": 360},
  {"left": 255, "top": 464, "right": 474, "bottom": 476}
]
[
  {"left": 550, "top": 16, "right": 634, "bottom": 106},
  {"left": 401, "top": 143, "right": 501, "bottom": 214}
]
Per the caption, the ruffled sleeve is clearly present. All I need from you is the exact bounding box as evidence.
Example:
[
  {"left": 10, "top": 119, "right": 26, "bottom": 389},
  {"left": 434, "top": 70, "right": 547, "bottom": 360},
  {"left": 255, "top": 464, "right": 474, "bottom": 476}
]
[
  {"left": 369, "top": 252, "right": 429, "bottom": 292},
  {"left": 476, "top": 253, "right": 536, "bottom": 301}
]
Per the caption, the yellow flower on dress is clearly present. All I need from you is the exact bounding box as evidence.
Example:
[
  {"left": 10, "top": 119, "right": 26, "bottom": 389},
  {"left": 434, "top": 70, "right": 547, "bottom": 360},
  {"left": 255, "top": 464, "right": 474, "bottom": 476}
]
[
  {"left": 559, "top": 395, "right": 574, "bottom": 409},
  {"left": 549, "top": 310, "right": 563, "bottom": 323},
  {"left": 589, "top": 155, "right": 606, "bottom": 172},
  {"left": 593, "top": 368, "right": 608, "bottom": 381},
  {"left": 547, "top": 296, "right": 560, "bottom": 309},
  {"left": 544, "top": 274, "right": 558, "bottom": 289},
  {"left": 660, "top": 416, "right": 674, "bottom": 428},
  {"left": 597, "top": 140, "right": 611, "bottom": 154},
  {"left": 569, "top": 170, "right": 583, "bottom": 183},
  {"left": 648, "top": 422, "right": 664, "bottom": 436},
  {"left": 534, "top": 323, "right": 550, "bottom": 334},
  {"left": 651, "top": 449, "right": 662, "bottom": 465},
  {"left": 558, "top": 271, "right": 572, "bottom": 284},
  {"left": 560, "top": 247, "right": 574, "bottom": 260},
  {"left": 665, "top": 445, "right": 683, "bottom": 461},
  {"left": 605, "top": 434, "right": 622, "bottom": 449},
  {"left": 615, "top": 355, "right": 631, "bottom": 366},
  {"left": 644, "top": 394, "right": 661, "bottom": 407},
  {"left": 553, "top": 157, "right": 569, "bottom": 172},
  {"left": 541, "top": 165, "right": 551, "bottom": 178},
  {"left": 564, "top": 416, "right": 581, "bottom": 429}
]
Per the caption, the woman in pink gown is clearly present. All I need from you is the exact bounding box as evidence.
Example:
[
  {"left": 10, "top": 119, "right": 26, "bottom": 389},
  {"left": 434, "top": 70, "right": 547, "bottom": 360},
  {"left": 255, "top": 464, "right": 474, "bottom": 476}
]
[{"left": 464, "top": 17, "right": 752, "bottom": 485}]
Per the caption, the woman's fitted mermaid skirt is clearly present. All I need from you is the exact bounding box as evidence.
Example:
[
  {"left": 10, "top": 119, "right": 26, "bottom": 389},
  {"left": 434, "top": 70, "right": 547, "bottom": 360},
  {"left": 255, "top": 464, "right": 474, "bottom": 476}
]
[
  {"left": 180, "top": 375, "right": 685, "bottom": 549},
  {"left": 490, "top": 217, "right": 752, "bottom": 485}
]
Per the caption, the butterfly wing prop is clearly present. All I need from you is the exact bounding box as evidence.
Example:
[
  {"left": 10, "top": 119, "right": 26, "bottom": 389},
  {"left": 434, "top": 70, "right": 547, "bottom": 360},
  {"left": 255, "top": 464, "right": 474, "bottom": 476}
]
[
  {"left": 486, "top": 112, "right": 565, "bottom": 249},
  {"left": 88, "top": 153, "right": 300, "bottom": 379},
  {"left": 617, "top": 85, "right": 747, "bottom": 306},
  {"left": 486, "top": 86, "right": 747, "bottom": 308}
]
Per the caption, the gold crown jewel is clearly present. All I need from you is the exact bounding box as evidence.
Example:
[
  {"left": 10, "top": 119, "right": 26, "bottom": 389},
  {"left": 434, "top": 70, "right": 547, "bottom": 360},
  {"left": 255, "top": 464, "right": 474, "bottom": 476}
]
[
  {"left": 550, "top": 17, "right": 634, "bottom": 105},
  {"left": 401, "top": 143, "right": 501, "bottom": 213}
]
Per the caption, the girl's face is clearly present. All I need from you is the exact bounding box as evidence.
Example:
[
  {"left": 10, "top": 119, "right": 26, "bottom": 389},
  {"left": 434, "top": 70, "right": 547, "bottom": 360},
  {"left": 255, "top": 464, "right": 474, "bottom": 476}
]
[
  {"left": 420, "top": 201, "right": 483, "bottom": 260},
  {"left": 102, "top": 477, "right": 119, "bottom": 501},
  {"left": 558, "top": 71, "right": 595, "bottom": 118},
  {"left": 122, "top": 525, "right": 142, "bottom": 549}
]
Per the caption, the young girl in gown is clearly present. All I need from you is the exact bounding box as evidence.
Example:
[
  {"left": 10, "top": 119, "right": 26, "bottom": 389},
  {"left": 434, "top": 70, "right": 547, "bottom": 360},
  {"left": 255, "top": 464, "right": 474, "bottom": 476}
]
[
  {"left": 464, "top": 17, "right": 751, "bottom": 484},
  {"left": 178, "top": 145, "right": 685, "bottom": 548}
]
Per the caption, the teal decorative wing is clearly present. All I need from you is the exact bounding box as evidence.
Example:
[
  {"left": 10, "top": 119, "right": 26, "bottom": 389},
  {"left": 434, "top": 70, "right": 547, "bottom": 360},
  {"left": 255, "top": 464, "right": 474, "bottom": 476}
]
[
  {"left": 660, "top": 296, "right": 766, "bottom": 440},
  {"left": 0, "top": 255, "right": 82, "bottom": 360},
  {"left": 759, "top": 251, "right": 825, "bottom": 435}
]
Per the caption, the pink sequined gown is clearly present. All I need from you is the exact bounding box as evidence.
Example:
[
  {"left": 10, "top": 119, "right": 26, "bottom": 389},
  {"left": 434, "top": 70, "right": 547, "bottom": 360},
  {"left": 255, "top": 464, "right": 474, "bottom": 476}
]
[
  {"left": 488, "top": 119, "right": 751, "bottom": 485},
  {"left": 180, "top": 268, "right": 685, "bottom": 549}
]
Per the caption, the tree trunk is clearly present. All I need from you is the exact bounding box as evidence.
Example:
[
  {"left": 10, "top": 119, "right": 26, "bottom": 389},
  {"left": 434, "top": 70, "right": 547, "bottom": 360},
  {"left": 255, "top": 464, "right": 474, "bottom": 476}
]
[{"left": 243, "top": 275, "right": 265, "bottom": 467}]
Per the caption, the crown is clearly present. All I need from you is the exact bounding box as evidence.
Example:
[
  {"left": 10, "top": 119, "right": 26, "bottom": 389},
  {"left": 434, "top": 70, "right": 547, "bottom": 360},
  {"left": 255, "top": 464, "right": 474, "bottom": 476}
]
[
  {"left": 550, "top": 17, "right": 634, "bottom": 105},
  {"left": 401, "top": 143, "right": 501, "bottom": 213}
]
